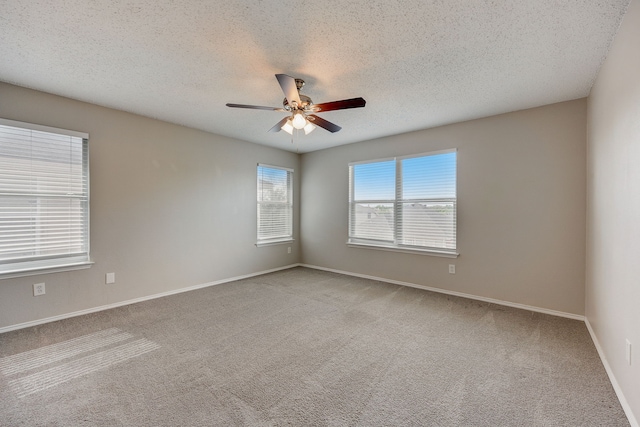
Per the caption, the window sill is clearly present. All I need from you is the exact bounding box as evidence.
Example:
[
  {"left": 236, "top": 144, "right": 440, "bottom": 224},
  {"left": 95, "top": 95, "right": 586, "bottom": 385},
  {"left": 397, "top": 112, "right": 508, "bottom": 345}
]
[
  {"left": 0, "top": 260, "right": 94, "bottom": 280},
  {"left": 347, "top": 241, "right": 459, "bottom": 258},
  {"left": 256, "top": 238, "right": 294, "bottom": 248}
]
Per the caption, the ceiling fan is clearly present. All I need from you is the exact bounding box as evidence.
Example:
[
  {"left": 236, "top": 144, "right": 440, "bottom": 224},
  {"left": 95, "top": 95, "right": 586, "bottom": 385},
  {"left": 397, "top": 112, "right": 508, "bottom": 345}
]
[{"left": 226, "top": 74, "right": 366, "bottom": 135}]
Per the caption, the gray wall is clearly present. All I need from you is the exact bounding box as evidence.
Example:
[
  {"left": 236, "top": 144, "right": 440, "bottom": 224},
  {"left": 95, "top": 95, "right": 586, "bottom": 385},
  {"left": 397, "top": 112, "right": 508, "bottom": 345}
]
[
  {"left": 0, "top": 82, "right": 300, "bottom": 330},
  {"left": 0, "top": 84, "right": 589, "bottom": 327},
  {"left": 587, "top": 0, "right": 640, "bottom": 421},
  {"left": 301, "top": 99, "right": 587, "bottom": 315}
]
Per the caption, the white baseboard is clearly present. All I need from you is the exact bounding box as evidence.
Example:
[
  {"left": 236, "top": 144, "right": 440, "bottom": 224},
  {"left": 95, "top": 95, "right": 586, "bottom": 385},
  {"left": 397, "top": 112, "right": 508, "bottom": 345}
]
[
  {"left": 0, "top": 264, "right": 301, "bottom": 335},
  {"left": 585, "top": 319, "right": 638, "bottom": 427},
  {"left": 299, "top": 264, "right": 585, "bottom": 321}
]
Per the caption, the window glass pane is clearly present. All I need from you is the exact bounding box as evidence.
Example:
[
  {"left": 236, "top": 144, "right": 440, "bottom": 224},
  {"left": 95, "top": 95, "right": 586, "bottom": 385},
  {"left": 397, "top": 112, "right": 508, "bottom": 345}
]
[
  {"left": 0, "top": 197, "right": 88, "bottom": 260},
  {"left": 352, "top": 160, "right": 395, "bottom": 201},
  {"left": 258, "top": 167, "right": 290, "bottom": 203},
  {"left": 351, "top": 202, "right": 394, "bottom": 242},
  {"left": 400, "top": 201, "right": 456, "bottom": 249},
  {"left": 401, "top": 152, "right": 456, "bottom": 199},
  {"left": 257, "top": 203, "right": 292, "bottom": 240}
]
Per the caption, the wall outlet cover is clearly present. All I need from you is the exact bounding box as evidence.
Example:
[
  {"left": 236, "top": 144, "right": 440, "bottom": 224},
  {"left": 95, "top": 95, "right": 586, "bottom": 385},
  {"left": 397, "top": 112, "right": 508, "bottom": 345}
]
[{"left": 33, "top": 283, "right": 45, "bottom": 296}]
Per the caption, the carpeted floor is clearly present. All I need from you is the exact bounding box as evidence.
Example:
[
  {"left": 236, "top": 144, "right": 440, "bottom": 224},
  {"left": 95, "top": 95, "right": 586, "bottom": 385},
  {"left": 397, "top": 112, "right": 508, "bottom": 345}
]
[{"left": 0, "top": 267, "right": 630, "bottom": 426}]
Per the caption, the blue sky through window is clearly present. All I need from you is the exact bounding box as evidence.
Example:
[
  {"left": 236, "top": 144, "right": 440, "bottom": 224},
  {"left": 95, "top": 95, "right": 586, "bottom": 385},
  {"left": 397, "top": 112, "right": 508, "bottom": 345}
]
[
  {"left": 353, "top": 160, "right": 395, "bottom": 200},
  {"left": 353, "top": 152, "right": 456, "bottom": 201},
  {"left": 402, "top": 152, "right": 456, "bottom": 199},
  {"left": 259, "top": 166, "right": 287, "bottom": 183}
]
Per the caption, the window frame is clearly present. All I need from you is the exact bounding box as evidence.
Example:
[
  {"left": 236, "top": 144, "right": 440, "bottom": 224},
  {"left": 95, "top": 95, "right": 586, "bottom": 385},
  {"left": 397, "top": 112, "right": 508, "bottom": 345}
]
[
  {"left": 256, "top": 163, "right": 294, "bottom": 247},
  {"left": 348, "top": 149, "right": 458, "bottom": 258},
  {"left": 0, "top": 118, "right": 93, "bottom": 279}
]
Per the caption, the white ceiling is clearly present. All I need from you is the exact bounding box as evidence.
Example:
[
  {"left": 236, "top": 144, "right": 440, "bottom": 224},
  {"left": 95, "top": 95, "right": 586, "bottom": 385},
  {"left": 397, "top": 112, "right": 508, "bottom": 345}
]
[{"left": 0, "top": 1, "right": 631, "bottom": 153}]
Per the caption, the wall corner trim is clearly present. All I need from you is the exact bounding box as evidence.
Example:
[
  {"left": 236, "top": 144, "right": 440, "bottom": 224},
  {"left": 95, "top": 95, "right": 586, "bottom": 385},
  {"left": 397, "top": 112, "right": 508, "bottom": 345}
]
[
  {"left": 0, "top": 263, "right": 303, "bottom": 334},
  {"left": 585, "top": 319, "right": 639, "bottom": 427}
]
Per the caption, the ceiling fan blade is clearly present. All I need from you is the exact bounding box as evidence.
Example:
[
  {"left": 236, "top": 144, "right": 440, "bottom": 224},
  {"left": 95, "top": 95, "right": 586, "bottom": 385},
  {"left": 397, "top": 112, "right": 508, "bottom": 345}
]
[
  {"left": 268, "top": 117, "right": 289, "bottom": 133},
  {"left": 308, "top": 114, "right": 342, "bottom": 133},
  {"left": 312, "top": 97, "right": 366, "bottom": 112},
  {"left": 226, "top": 103, "right": 285, "bottom": 111},
  {"left": 275, "top": 74, "right": 302, "bottom": 106}
]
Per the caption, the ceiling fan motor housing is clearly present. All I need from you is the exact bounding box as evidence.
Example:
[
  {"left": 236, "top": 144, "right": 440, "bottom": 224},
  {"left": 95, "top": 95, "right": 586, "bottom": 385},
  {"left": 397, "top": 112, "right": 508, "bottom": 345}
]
[{"left": 283, "top": 94, "right": 313, "bottom": 112}]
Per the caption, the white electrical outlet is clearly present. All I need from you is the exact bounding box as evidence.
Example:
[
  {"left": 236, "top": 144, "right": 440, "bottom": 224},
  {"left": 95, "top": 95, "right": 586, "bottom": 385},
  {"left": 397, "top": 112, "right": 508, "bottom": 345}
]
[
  {"left": 449, "top": 264, "right": 456, "bottom": 274},
  {"left": 33, "top": 283, "right": 45, "bottom": 296},
  {"left": 287, "top": 247, "right": 291, "bottom": 254},
  {"left": 626, "top": 339, "right": 632, "bottom": 366},
  {"left": 106, "top": 273, "right": 116, "bottom": 284}
]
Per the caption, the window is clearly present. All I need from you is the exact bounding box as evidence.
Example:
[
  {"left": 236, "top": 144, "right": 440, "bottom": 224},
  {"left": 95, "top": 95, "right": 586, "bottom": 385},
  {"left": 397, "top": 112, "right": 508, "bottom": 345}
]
[
  {"left": 0, "top": 118, "right": 91, "bottom": 277},
  {"left": 348, "top": 150, "right": 457, "bottom": 256},
  {"left": 257, "top": 164, "right": 293, "bottom": 245}
]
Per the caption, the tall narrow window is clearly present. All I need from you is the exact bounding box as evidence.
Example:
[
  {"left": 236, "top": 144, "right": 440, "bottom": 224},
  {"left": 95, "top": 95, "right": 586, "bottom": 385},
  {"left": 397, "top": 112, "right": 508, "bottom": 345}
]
[
  {"left": 257, "top": 164, "right": 293, "bottom": 245},
  {"left": 0, "top": 118, "right": 91, "bottom": 276},
  {"left": 349, "top": 150, "right": 457, "bottom": 255}
]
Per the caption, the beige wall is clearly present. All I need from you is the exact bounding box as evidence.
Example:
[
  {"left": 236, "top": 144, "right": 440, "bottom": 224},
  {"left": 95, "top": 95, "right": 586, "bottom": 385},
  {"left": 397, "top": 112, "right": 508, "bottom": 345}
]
[
  {"left": 301, "top": 99, "right": 587, "bottom": 315},
  {"left": 587, "top": 0, "right": 640, "bottom": 422},
  {"left": 0, "top": 82, "right": 301, "bottom": 330}
]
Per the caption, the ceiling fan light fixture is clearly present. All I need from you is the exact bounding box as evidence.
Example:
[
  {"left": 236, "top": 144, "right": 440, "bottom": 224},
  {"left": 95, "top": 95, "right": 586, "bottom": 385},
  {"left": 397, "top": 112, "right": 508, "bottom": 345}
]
[
  {"left": 292, "top": 112, "right": 307, "bottom": 129},
  {"left": 281, "top": 119, "right": 294, "bottom": 135},
  {"left": 303, "top": 121, "right": 316, "bottom": 135},
  {"left": 227, "top": 74, "right": 366, "bottom": 136}
]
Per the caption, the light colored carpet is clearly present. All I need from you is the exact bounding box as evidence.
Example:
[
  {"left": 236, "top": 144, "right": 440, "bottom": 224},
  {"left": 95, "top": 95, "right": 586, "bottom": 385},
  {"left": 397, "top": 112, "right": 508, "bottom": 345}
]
[{"left": 0, "top": 267, "right": 630, "bottom": 426}]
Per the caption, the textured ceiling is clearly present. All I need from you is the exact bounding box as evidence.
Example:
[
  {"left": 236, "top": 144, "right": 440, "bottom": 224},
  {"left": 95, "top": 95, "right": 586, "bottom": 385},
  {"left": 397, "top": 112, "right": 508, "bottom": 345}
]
[{"left": 0, "top": 1, "right": 631, "bottom": 153}]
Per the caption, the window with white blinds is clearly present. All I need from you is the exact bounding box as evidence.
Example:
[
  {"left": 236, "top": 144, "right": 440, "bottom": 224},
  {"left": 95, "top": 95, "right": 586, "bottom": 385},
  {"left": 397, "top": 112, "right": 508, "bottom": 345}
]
[
  {"left": 257, "top": 164, "right": 293, "bottom": 245},
  {"left": 348, "top": 150, "right": 457, "bottom": 255},
  {"left": 0, "top": 118, "right": 90, "bottom": 276}
]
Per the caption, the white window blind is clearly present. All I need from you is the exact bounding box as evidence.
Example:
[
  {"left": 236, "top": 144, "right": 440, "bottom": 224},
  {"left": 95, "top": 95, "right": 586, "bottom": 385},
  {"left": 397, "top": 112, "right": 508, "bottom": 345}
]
[
  {"left": 349, "top": 150, "right": 457, "bottom": 255},
  {"left": 0, "top": 118, "right": 90, "bottom": 276},
  {"left": 257, "top": 164, "right": 293, "bottom": 245}
]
